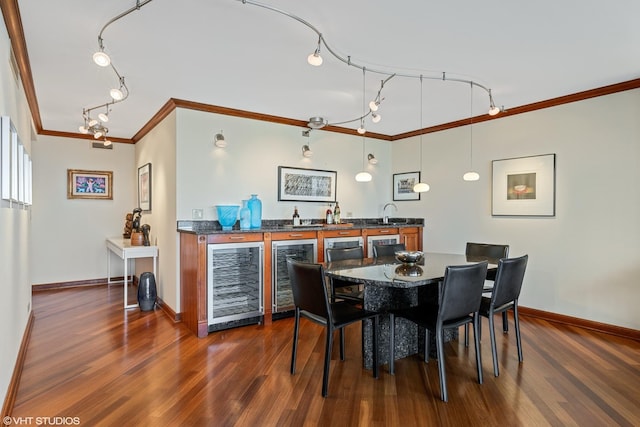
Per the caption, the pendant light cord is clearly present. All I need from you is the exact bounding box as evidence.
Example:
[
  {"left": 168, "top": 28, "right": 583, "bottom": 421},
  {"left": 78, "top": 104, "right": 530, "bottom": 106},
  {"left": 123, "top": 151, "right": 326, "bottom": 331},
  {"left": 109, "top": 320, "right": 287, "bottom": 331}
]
[{"left": 469, "top": 82, "right": 474, "bottom": 169}]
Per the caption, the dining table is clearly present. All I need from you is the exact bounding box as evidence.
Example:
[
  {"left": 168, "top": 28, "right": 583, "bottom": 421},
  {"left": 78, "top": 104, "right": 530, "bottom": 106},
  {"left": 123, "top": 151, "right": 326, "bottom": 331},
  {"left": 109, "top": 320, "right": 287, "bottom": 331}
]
[{"left": 324, "top": 252, "right": 497, "bottom": 369}]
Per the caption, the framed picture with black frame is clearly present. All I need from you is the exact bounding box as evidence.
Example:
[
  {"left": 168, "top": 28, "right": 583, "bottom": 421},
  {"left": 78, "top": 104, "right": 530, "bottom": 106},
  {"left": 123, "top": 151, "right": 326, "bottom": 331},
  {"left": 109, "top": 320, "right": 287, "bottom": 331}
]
[
  {"left": 138, "top": 163, "right": 152, "bottom": 211},
  {"left": 278, "top": 166, "right": 337, "bottom": 203},
  {"left": 393, "top": 171, "right": 420, "bottom": 201}
]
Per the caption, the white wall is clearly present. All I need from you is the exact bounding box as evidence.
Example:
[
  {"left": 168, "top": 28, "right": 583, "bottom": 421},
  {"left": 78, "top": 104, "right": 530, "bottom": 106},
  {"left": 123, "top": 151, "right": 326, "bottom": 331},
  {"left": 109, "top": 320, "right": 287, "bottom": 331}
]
[
  {"left": 0, "top": 19, "right": 35, "bottom": 407},
  {"left": 175, "top": 109, "right": 393, "bottom": 222},
  {"left": 30, "top": 136, "right": 136, "bottom": 284},
  {"left": 395, "top": 89, "right": 640, "bottom": 329},
  {"left": 134, "top": 111, "right": 177, "bottom": 310}
]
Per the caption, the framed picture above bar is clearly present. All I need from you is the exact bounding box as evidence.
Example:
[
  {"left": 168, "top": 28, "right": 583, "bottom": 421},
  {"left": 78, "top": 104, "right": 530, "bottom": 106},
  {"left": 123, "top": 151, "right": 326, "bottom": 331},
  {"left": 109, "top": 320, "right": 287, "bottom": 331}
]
[
  {"left": 393, "top": 171, "right": 421, "bottom": 201},
  {"left": 138, "top": 162, "right": 152, "bottom": 211},
  {"left": 278, "top": 166, "right": 337, "bottom": 203},
  {"left": 492, "top": 153, "right": 556, "bottom": 216},
  {"left": 67, "top": 169, "right": 113, "bottom": 200}
]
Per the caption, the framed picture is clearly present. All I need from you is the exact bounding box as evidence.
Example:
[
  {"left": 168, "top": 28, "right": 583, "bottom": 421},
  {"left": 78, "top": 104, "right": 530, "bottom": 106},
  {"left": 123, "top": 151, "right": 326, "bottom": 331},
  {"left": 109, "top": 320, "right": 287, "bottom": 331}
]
[
  {"left": 393, "top": 172, "right": 421, "bottom": 201},
  {"left": 278, "top": 166, "right": 337, "bottom": 203},
  {"left": 492, "top": 153, "right": 556, "bottom": 216},
  {"left": 138, "top": 163, "right": 152, "bottom": 211},
  {"left": 67, "top": 169, "right": 113, "bottom": 199}
]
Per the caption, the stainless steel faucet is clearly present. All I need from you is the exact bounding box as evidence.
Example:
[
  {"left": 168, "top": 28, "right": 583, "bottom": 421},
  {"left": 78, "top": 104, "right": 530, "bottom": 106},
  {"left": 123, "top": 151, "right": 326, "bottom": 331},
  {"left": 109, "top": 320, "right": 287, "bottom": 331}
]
[{"left": 382, "top": 203, "right": 397, "bottom": 224}]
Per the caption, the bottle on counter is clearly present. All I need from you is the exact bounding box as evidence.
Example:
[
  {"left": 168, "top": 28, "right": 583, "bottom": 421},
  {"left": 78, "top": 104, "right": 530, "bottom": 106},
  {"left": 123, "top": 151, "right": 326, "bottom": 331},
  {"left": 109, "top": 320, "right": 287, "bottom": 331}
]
[
  {"left": 326, "top": 204, "right": 334, "bottom": 224},
  {"left": 333, "top": 202, "right": 341, "bottom": 224},
  {"left": 293, "top": 206, "right": 301, "bottom": 226}
]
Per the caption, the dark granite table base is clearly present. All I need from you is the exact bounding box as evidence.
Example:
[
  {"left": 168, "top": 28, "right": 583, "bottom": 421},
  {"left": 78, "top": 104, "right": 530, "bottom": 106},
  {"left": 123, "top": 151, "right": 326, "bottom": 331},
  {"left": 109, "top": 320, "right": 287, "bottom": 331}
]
[{"left": 361, "top": 283, "right": 458, "bottom": 369}]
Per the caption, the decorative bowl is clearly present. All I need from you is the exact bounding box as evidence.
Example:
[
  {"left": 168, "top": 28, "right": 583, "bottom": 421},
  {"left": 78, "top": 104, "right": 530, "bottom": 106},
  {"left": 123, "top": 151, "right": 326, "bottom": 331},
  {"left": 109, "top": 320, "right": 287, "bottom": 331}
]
[
  {"left": 395, "top": 250, "right": 424, "bottom": 266},
  {"left": 216, "top": 205, "right": 240, "bottom": 230}
]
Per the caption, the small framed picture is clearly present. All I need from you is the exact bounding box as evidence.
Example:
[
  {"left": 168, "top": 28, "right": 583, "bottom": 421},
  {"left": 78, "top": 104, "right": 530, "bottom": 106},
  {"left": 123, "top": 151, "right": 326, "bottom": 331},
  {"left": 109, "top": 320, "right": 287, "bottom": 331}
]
[
  {"left": 138, "top": 163, "right": 152, "bottom": 211},
  {"left": 393, "top": 172, "right": 420, "bottom": 201},
  {"left": 67, "top": 169, "right": 113, "bottom": 199}
]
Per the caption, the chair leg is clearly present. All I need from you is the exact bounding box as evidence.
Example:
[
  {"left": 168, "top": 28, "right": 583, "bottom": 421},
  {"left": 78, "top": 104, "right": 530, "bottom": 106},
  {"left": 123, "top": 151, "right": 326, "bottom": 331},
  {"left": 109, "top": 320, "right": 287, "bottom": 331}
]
[
  {"left": 424, "top": 329, "right": 430, "bottom": 363},
  {"left": 502, "top": 311, "right": 509, "bottom": 333},
  {"left": 322, "top": 326, "right": 334, "bottom": 397},
  {"left": 339, "top": 327, "right": 345, "bottom": 361},
  {"left": 291, "top": 308, "right": 300, "bottom": 375},
  {"left": 372, "top": 315, "right": 379, "bottom": 379},
  {"left": 464, "top": 323, "right": 469, "bottom": 347},
  {"left": 513, "top": 304, "right": 523, "bottom": 362},
  {"left": 473, "top": 315, "right": 483, "bottom": 385},
  {"left": 389, "top": 313, "right": 395, "bottom": 375},
  {"left": 489, "top": 311, "right": 500, "bottom": 377},
  {"left": 436, "top": 327, "right": 448, "bottom": 402}
]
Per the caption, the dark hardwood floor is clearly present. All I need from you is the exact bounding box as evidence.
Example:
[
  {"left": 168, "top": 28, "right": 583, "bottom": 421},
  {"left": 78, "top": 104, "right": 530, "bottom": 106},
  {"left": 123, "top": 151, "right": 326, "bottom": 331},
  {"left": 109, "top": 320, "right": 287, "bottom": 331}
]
[{"left": 10, "top": 284, "right": 640, "bottom": 426}]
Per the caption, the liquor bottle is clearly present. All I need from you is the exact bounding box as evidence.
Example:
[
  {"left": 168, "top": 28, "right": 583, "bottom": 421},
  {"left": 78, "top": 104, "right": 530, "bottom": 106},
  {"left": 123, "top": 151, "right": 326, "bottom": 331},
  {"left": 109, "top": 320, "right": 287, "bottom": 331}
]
[
  {"left": 293, "top": 206, "right": 301, "bottom": 226},
  {"left": 326, "top": 204, "right": 333, "bottom": 224},
  {"left": 333, "top": 202, "right": 341, "bottom": 224}
]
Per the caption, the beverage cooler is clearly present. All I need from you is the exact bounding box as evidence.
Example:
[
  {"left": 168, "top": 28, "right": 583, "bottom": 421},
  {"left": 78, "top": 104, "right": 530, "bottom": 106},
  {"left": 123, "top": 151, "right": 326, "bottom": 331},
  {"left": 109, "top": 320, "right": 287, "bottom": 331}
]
[
  {"left": 207, "top": 242, "right": 264, "bottom": 331},
  {"left": 367, "top": 234, "right": 401, "bottom": 257},
  {"left": 272, "top": 239, "right": 317, "bottom": 317}
]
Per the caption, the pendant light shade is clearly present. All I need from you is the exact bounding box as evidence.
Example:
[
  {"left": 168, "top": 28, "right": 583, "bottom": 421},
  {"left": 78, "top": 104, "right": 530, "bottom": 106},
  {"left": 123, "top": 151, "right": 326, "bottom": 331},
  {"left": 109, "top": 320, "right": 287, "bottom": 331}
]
[
  {"left": 463, "top": 82, "right": 480, "bottom": 181},
  {"left": 355, "top": 171, "right": 372, "bottom": 182},
  {"left": 413, "top": 75, "right": 430, "bottom": 193}
]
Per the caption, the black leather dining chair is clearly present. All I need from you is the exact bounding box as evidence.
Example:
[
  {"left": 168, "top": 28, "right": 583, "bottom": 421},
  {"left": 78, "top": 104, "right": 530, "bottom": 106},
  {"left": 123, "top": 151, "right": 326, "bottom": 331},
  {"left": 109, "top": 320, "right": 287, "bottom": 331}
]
[
  {"left": 372, "top": 243, "right": 406, "bottom": 258},
  {"left": 325, "top": 246, "right": 365, "bottom": 304},
  {"left": 479, "top": 254, "right": 528, "bottom": 377},
  {"left": 287, "top": 258, "right": 379, "bottom": 397},
  {"left": 389, "top": 261, "right": 488, "bottom": 402},
  {"left": 464, "top": 242, "right": 509, "bottom": 345}
]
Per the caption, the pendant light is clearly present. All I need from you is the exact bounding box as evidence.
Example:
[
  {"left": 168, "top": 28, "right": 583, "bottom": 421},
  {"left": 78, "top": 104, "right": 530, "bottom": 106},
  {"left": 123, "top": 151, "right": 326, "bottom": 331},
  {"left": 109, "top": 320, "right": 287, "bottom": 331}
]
[
  {"left": 463, "top": 82, "right": 480, "bottom": 181},
  {"left": 413, "top": 75, "right": 430, "bottom": 193},
  {"left": 355, "top": 68, "right": 372, "bottom": 182}
]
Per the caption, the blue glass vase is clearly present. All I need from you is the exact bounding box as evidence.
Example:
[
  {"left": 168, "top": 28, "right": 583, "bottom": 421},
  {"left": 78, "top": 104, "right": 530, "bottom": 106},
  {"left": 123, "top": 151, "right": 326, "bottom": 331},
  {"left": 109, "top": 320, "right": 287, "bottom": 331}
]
[
  {"left": 240, "top": 200, "right": 251, "bottom": 230},
  {"left": 216, "top": 205, "right": 239, "bottom": 230},
  {"left": 247, "top": 194, "right": 262, "bottom": 229}
]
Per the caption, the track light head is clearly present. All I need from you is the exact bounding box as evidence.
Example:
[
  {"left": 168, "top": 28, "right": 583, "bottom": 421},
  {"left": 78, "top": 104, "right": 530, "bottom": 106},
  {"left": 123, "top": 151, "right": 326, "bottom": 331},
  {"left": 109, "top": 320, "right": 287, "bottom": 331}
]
[
  {"left": 93, "top": 50, "right": 110, "bottom": 67},
  {"left": 214, "top": 132, "right": 227, "bottom": 148},
  {"left": 110, "top": 88, "right": 124, "bottom": 101},
  {"left": 307, "top": 51, "right": 323, "bottom": 66},
  {"left": 371, "top": 113, "right": 381, "bottom": 123},
  {"left": 367, "top": 153, "right": 378, "bottom": 164},
  {"left": 302, "top": 145, "right": 313, "bottom": 157},
  {"left": 369, "top": 100, "right": 379, "bottom": 111}
]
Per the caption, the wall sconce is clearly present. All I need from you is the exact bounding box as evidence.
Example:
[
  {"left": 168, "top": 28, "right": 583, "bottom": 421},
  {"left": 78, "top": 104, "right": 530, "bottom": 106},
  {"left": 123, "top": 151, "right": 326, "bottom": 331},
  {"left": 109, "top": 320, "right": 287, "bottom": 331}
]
[
  {"left": 214, "top": 132, "right": 227, "bottom": 148},
  {"left": 302, "top": 144, "right": 313, "bottom": 158},
  {"left": 367, "top": 153, "right": 378, "bottom": 164}
]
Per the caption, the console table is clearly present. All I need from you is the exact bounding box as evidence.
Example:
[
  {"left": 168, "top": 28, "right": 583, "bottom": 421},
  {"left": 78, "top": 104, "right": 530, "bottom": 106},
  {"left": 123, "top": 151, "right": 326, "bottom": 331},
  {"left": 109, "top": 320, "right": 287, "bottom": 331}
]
[{"left": 106, "top": 237, "right": 158, "bottom": 309}]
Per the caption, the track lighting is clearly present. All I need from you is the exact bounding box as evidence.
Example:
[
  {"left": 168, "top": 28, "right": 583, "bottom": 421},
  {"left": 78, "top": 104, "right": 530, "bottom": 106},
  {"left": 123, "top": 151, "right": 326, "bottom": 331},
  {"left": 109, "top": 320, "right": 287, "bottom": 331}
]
[
  {"left": 93, "top": 37, "right": 110, "bottom": 67},
  {"left": 488, "top": 89, "right": 501, "bottom": 116},
  {"left": 368, "top": 153, "right": 378, "bottom": 164},
  {"left": 357, "top": 124, "right": 366, "bottom": 134},
  {"left": 98, "top": 112, "right": 109, "bottom": 122},
  {"left": 302, "top": 144, "right": 313, "bottom": 158},
  {"left": 371, "top": 113, "right": 381, "bottom": 123},
  {"left": 307, "top": 116, "right": 327, "bottom": 129},
  {"left": 369, "top": 100, "right": 379, "bottom": 112},
  {"left": 214, "top": 132, "right": 227, "bottom": 148},
  {"left": 307, "top": 36, "right": 323, "bottom": 66},
  {"left": 103, "top": 139, "right": 112, "bottom": 147}
]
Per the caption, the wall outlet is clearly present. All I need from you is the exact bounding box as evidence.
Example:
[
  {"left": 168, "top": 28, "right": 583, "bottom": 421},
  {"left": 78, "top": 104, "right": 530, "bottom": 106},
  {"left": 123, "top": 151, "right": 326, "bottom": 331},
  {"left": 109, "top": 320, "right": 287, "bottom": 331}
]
[{"left": 192, "top": 209, "right": 203, "bottom": 219}]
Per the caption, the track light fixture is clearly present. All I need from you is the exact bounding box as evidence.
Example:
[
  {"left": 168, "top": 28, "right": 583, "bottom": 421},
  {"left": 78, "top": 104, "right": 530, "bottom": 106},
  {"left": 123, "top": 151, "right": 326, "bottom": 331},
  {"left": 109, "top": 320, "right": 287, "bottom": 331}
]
[
  {"left": 240, "top": 0, "right": 503, "bottom": 132},
  {"left": 80, "top": 0, "right": 152, "bottom": 142},
  {"left": 307, "top": 35, "right": 323, "bottom": 66},
  {"left": 214, "top": 132, "right": 227, "bottom": 148},
  {"left": 371, "top": 113, "right": 381, "bottom": 123},
  {"left": 302, "top": 144, "right": 313, "bottom": 157},
  {"left": 367, "top": 153, "right": 378, "bottom": 164}
]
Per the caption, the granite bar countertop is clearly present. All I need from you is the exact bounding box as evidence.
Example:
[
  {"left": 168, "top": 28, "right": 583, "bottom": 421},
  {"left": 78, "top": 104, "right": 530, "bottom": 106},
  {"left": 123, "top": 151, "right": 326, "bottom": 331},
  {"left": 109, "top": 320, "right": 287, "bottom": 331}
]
[{"left": 177, "top": 217, "right": 424, "bottom": 234}]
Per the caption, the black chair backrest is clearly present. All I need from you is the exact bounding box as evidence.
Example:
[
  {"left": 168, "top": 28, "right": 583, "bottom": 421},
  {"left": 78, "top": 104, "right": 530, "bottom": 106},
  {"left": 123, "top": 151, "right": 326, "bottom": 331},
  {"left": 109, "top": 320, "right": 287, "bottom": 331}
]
[
  {"left": 439, "top": 261, "right": 488, "bottom": 322},
  {"left": 287, "top": 258, "right": 331, "bottom": 319},
  {"left": 465, "top": 242, "right": 509, "bottom": 261},
  {"left": 491, "top": 254, "right": 528, "bottom": 308},
  {"left": 326, "top": 246, "right": 364, "bottom": 262},
  {"left": 372, "top": 243, "right": 406, "bottom": 258}
]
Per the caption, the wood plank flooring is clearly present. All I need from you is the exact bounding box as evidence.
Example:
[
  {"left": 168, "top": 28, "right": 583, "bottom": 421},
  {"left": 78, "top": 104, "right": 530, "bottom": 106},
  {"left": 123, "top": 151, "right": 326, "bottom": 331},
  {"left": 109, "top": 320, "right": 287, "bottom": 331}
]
[{"left": 10, "top": 284, "right": 640, "bottom": 426}]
